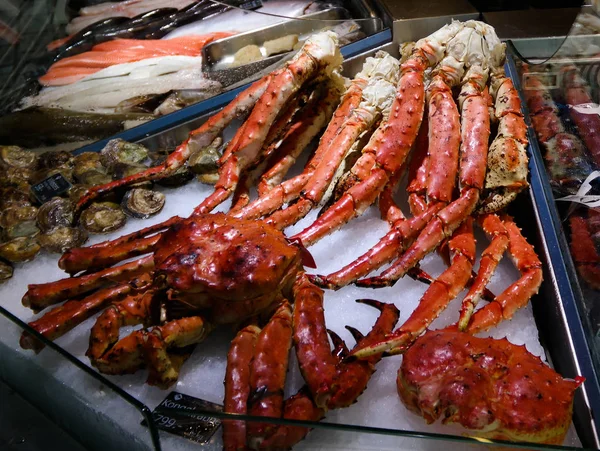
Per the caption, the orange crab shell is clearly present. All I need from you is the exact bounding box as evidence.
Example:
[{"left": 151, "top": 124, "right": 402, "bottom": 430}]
[
  {"left": 397, "top": 330, "right": 583, "bottom": 445},
  {"left": 154, "top": 214, "right": 303, "bottom": 321}
]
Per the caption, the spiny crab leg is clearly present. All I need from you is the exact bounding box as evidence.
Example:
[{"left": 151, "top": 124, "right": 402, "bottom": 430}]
[
  {"left": 235, "top": 52, "right": 399, "bottom": 227},
  {"left": 290, "top": 21, "right": 466, "bottom": 247},
  {"left": 256, "top": 79, "right": 358, "bottom": 197},
  {"left": 59, "top": 216, "right": 181, "bottom": 275},
  {"left": 191, "top": 31, "right": 342, "bottom": 216},
  {"left": 349, "top": 218, "right": 475, "bottom": 359},
  {"left": 457, "top": 213, "right": 509, "bottom": 330},
  {"left": 224, "top": 274, "right": 399, "bottom": 450},
  {"left": 23, "top": 255, "right": 154, "bottom": 311},
  {"left": 20, "top": 281, "right": 140, "bottom": 351},
  {"left": 465, "top": 215, "right": 543, "bottom": 334},
  {"left": 356, "top": 25, "right": 504, "bottom": 288},
  {"left": 75, "top": 76, "right": 271, "bottom": 216},
  {"left": 264, "top": 53, "right": 400, "bottom": 230}
]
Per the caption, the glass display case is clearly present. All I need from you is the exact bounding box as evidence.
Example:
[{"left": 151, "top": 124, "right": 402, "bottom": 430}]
[{"left": 1, "top": 2, "right": 600, "bottom": 451}]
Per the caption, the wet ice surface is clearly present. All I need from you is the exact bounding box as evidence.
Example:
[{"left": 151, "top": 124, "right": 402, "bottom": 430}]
[{"left": 0, "top": 178, "right": 582, "bottom": 450}]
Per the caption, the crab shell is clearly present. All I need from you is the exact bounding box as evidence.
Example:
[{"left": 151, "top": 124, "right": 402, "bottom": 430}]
[
  {"left": 154, "top": 213, "right": 303, "bottom": 324},
  {"left": 397, "top": 330, "right": 583, "bottom": 445}
]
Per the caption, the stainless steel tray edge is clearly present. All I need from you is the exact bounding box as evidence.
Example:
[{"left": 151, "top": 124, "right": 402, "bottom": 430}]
[{"left": 507, "top": 54, "right": 600, "bottom": 449}]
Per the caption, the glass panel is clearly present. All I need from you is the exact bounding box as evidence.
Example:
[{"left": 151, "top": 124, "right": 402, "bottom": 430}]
[
  {"left": 0, "top": 306, "right": 161, "bottom": 451},
  {"left": 512, "top": 3, "right": 600, "bottom": 417}
]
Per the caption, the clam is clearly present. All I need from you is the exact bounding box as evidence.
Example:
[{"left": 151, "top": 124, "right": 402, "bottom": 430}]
[
  {"left": 0, "top": 259, "right": 13, "bottom": 283},
  {"left": 0, "top": 146, "right": 37, "bottom": 169},
  {"left": 37, "top": 198, "right": 75, "bottom": 232},
  {"left": 121, "top": 188, "right": 165, "bottom": 219},
  {"left": 0, "top": 236, "right": 41, "bottom": 262},
  {"left": 80, "top": 202, "right": 127, "bottom": 233},
  {"left": 100, "top": 139, "right": 149, "bottom": 170},
  {"left": 38, "top": 226, "right": 88, "bottom": 253},
  {"left": 37, "top": 150, "right": 73, "bottom": 170},
  {"left": 0, "top": 205, "right": 39, "bottom": 239}
]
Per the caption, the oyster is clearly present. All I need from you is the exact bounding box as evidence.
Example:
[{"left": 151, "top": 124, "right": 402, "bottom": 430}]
[
  {"left": 73, "top": 152, "right": 111, "bottom": 185},
  {"left": 68, "top": 184, "right": 90, "bottom": 204},
  {"left": 0, "top": 205, "right": 39, "bottom": 239},
  {"left": 188, "top": 136, "right": 222, "bottom": 177},
  {"left": 37, "top": 150, "right": 73, "bottom": 170},
  {"left": 37, "top": 198, "right": 74, "bottom": 232},
  {"left": 0, "top": 260, "right": 13, "bottom": 283},
  {"left": 156, "top": 165, "right": 193, "bottom": 187},
  {"left": 0, "top": 146, "right": 37, "bottom": 169},
  {"left": 0, "top": 167, "right": 33, "bottom": 188},
  {"left": 100, "top": 139, "right": 149, "bottom": 170},
  {"left": 0, "top": 187, "right": 32, "bottom": 209},
  {"left": 38, "top": 226, "right": 88, "bottom": 253},
  {"left": 0, "top": 236, "right": 41, "bottom": 262},
  {"left": 121, "top": 188, "right": 165, "bottom": 219},
  {"left": 80, "top": 202, "right": 127, "bottom": 233}
]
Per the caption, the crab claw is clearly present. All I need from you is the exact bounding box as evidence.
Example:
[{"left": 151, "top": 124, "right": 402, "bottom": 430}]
[{"left": 286, "top": 236, "right": 317, "bottom": 268}]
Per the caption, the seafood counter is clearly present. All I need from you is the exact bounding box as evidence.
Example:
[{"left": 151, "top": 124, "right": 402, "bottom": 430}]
[
  {"left": 0, "top": 22, "right": 592, "bottom": 451},
  {"left": 0, "top": 0, "right": 385, "bottom": 149}
]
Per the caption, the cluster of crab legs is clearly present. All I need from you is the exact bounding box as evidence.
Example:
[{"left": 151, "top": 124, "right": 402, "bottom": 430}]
[{"left": 19, "top": 22, "right": 582, "bottom": 448}]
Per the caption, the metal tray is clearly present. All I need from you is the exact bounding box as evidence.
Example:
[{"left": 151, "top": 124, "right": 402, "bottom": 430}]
[
  {"left": 0, "top": 21, "right": 597, "bottom": 451},
  {"left": 202, "top": 7, "right": 380, "bottom": 71}
]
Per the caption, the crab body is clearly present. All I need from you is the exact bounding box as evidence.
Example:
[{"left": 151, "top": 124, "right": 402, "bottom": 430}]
[
  {"left": 154, "top": 214, "right": 302, "bottom": 324},
  {"left": 398, "top": 330, "right": 583, "bottom": 445}
]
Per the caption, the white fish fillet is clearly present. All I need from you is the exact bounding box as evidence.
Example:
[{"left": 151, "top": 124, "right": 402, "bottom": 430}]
[
  {"left": 22, "top": 56, "right": 220, "bottom": 113},
  {"left": 163, "top": 0, "right": 315, "bottom": 39},
  {"left": 66, "top": 0, "right": 196, "bottom": 34}
]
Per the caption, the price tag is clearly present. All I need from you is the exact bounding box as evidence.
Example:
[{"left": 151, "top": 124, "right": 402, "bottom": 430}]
[
  {"left": 240, "top": 0, "right": 263, "bottom": 10},
  {"left": 142, "top": 392, "right": 223, "bottom": 445},
  {"left": 30, "top": 173, "right": 72, "bottom": 203}
]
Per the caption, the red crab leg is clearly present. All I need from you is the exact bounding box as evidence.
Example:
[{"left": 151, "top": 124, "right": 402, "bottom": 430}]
[
  {"left": 20, "top": 282, "right": 137, "bottom": 352},
  {"left": 192, "top": 37, "right": 337, "bottom": 216},
  {"left": 87, "top": 289, "right": 156, "bottom": 361},
  {"left": 257, "top": 82, "right": 350, "bottom": 196},
  {"left": 23, "top": 255, "right": 154, "bottom": 311},
  {"left": 350, "top": 218, "right": 475, "bottom": 358},
  {"left": 223, "top": 324, "right": 261, "bottom": 451},
  {"left": 238, "top": 64, "right": 387, "bottom": 227},
  {"left": 290, "top": 56, "right": 428, "bottom": 247},
  {"left": 256, "top": 387, "right": 325, "bottom": 450},
  {"left": 247, "top": 302, "right": 293, "bottom": 443},
  {"left": 406, "top": 116, "right": 430, "bottom": 215},
  {"left": 569, "top": 213, "right": 600, "bottom": 290},
  {"left": 75, "top": 77, "right": 270, "bottom": 215},
  {"left": 59, "top": 216, "right": 180, "bottom": 274},
  {"left": 292, "top": 273, "right": 399, "bottom": 409},
  {"left": 310, "top": 67, "right": 462, "bottom": 289},
  {"left": 457, "top": 214, "right": 509, "bottom": 330},
  {"left": 264, "top": 83, "right": 386, "bottom": 229},
  {"left": 379, "top": 172, "right": 405, "bottom": 224},
  {"left": 290, "top": 22, "right": 467, "bottom": 247},
  {"left": 466, "top": 215, "right": 543, "bottom": 334},
  {"left": 357, "top": 66, "right": 495, "bottom": 288}
]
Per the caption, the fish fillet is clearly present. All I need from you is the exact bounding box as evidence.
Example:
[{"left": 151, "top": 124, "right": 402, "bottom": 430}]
[
  {"left": 25, "top": 56, "right": 220, "bottom": 114},
  {"left": 41, "top": 33, "right": 231, "bottom": 86},
  {"left": 163, "top": 0, "right": 315, "bottom": 39}
]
